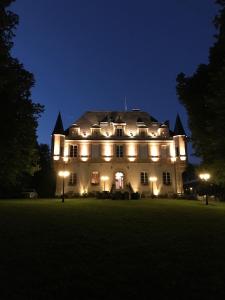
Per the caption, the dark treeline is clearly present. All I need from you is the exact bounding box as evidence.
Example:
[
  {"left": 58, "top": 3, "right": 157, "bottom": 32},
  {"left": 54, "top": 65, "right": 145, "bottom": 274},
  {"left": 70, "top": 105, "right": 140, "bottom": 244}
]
[
  {"left": 0, "top": 0, "right": 54, "bottom": 197},
  {"left": 177, "top": 0, "right": 225, "bottom": 188}
]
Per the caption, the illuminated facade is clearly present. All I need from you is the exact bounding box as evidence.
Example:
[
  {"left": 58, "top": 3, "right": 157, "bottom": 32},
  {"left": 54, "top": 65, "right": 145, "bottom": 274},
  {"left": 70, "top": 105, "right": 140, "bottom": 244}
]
[{"left": 52, "top": 110, "right": 187, "bottom": 196}]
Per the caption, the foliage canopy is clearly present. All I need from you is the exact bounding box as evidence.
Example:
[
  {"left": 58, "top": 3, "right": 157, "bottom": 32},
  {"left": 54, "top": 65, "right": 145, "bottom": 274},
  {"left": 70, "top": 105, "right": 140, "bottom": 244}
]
[
  {"left": 0, "top": 0, "right": 44, "bottom": 195},
  {"left": 176, "top": 1, "right": 225, "bottom": 184}
]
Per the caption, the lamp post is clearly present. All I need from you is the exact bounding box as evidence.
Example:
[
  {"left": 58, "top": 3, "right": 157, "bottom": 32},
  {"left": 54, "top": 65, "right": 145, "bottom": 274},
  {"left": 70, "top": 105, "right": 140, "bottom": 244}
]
[
  {"left": 198, "top": 173, "right": 211, "bottom": 205},
  {"left": 149, "top": 176, "right": 158, "bottom": 197},
  {"left": 101, "top": 176, "right": 109, "bottom": 192},
  {"left": 58, "top": 170, "right": 70, "bottom": 203}
]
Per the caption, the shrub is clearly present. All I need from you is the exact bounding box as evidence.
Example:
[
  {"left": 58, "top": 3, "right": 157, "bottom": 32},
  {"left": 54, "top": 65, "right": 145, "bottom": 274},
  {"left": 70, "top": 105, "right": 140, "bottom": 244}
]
[{"left": 131, "top": 192, "right": 140, "bottom": 200}]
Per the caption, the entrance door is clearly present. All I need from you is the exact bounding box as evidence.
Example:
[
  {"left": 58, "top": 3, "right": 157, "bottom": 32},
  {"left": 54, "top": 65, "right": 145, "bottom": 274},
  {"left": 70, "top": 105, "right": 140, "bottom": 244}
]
[{"left": 115, "top": 172, "right": 124, "bottom": 189}]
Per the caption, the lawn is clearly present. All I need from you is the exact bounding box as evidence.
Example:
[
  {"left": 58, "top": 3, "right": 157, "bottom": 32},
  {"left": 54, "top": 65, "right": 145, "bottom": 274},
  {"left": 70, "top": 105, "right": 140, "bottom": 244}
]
[{"left": 0, "top": 198, "right": 225, "bottom": 299}]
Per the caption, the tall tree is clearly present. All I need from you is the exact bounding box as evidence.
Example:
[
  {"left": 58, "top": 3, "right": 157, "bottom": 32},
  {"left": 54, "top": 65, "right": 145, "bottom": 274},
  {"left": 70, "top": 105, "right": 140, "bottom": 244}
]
[
  {"left": 176, "top": 0, "right": 225, "bottom": 185},
  {"left": 33, "top": 144, "right": 56, "bottom": 198},
  {"left": 0, "top": 0, "right": 44, "bottom": 195}
]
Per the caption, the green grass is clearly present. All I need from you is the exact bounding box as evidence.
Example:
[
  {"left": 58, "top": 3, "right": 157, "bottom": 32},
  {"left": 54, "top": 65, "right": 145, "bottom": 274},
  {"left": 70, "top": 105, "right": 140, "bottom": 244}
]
[{"left": 1, "top": 199, "right": 225, "bottom": 299}]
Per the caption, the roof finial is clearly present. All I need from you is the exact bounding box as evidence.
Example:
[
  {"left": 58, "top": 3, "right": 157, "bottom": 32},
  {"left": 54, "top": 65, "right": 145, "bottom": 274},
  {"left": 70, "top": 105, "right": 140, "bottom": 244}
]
[{"left": 124, "top": 96, "right": 127, "bottom": 111}]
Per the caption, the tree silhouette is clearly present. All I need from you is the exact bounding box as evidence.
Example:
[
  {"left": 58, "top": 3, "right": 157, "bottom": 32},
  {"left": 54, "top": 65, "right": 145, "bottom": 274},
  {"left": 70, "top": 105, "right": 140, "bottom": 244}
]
[{"left": 0, "top": 0, "right": 44, "bottom": 195}]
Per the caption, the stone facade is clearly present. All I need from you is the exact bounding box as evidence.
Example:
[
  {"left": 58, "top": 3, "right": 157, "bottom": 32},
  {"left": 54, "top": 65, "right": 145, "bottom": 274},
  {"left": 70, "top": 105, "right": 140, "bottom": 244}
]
[{"left": 51, "top": 110, "right": 187, "bottom": 197}]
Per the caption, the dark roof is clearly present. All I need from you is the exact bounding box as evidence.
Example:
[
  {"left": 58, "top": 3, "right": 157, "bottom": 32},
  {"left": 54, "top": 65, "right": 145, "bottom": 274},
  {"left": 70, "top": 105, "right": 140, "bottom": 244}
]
[
  {"left": 100, "top": 115, "right": 109, "bottom": 123},
  {"left": 74, "top": 111, "right": 158, "bottom": 128},
  {"left": 164, "top": 120, "right": 170, "bottom": 128},
  {"left": 71, "top": 123, "right": 79, "bottom": 128},
  {"left": 114, "top": 115, "right": 126, "bottom": 124},
  {"left": 91, "top": 124, "right": 101, "bottom": 128},
  {"left": 52, "top": 112, "right": 64, "bottom": 135},
  {"left": 137, "top": 117, "right": 143, "bottom": 123},
  {"left": 174, "top": 114, "right": 186, "bottom": 136}
]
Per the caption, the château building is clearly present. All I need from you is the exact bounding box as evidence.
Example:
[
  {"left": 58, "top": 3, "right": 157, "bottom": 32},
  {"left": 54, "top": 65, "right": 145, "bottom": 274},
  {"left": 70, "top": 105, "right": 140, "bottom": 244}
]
[{"left": 51, "top": 110, "right": 187, "bottom": 197}]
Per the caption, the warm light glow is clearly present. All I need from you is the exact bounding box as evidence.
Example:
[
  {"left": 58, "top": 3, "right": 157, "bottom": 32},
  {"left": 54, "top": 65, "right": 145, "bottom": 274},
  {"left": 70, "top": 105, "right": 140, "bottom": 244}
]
[
  {"left": 53, "top": 135, "right": 60, "bottom": 156},
  {"left": 103, "top": 143, "right": 113, "bottom": 155},
  {"left": 149, "top": 176, "right": 157, "bottom": 182},
  {"left": 199, "top": 173, "right": 211, "bottom": 181},
  {"left": 127, "top": 143, "right": 137, "bottom": 161},
  {"left": 179, "top": 136, "right": 186, "bottom": 156},
  {"left": 101, "top": 175, "right": 109, "bottom": 191},
  {"left": 154, "top": 189, "right": 159, "bottom": 196},
  {"left": 128, "top": 143, "right": 137, "bottom": 155},
  {"left": 115, "top": 172, "right": 123, "bottom": 180},
  {"left": 129, "top": 132, "right": 134, "bottom": 138},
  {"left": 80, "top": 187, "right": 88, "bottom": 195},
  {"left": 62, "top": 144, "right": 68, "bottom": 162},
  {"left": 53, "top": 155, "right": 60, "bottom": 161},
  {"left": 151, "top": 157, "right": 159, "bottom": 162},
  {"left": 128, "top": 156, "right": 136, "bottom": 162},
  {"left": 104, "top": 156, "right": 112, "bottom": 162},
  {"left": 150, "top": 144, "right": 160, "bottom": 161},
  {"left": 80, "top": 143, "right": 89, "bottom": 161},
  {"left": 170, "top": 143, "right": 176, "bottom": 159},
  {"left": 58, "top": 170, "right": 70, "bottom": 178},
  {"left": 80, "top": 143, "right": 89, "bottom": 155},
  {"left": 180, "top": 155, "right": 186, "bottom": 161},
  {"left": 104, "top": 132, "right": 112, "bottom": 137},
  {"left": 102, "top": 143, "right": 113, "bottom": 161},
  {"left": 81, "top": 156, "right": 88, "bottom": 162}
]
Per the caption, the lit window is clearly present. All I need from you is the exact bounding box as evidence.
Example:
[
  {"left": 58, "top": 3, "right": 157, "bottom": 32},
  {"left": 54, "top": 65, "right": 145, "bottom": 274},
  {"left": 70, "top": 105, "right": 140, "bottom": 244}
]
[
  {"left": 140, "top": 172, "right": 148, "bottom": 185},
  {"left": 69, "top": 145, "right": 78, "bottom": 157},
  {"left": 68, "top": 173, "right": 77, "bottom": 186},
  {"left": 91, "top": 171, "right": 100, "bottom": 185},
  {"left": 116, "top": 145, "right": 124, "bottom": 157},
  {"left": 163, "top": 172, "right": 171, "bottom": 185}
]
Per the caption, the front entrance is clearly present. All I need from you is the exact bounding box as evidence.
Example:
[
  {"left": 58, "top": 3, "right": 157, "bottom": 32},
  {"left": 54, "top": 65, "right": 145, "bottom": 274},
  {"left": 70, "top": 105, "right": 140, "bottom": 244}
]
[{"left": 115, "top": 172, "right": 124, "bottom": 189}]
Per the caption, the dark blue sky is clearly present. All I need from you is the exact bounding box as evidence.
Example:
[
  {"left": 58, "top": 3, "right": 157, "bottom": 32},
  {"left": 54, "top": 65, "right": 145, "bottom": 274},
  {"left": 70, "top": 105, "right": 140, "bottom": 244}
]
[{"left": 12, "top": 0, "right": 218, "bottom": 160}]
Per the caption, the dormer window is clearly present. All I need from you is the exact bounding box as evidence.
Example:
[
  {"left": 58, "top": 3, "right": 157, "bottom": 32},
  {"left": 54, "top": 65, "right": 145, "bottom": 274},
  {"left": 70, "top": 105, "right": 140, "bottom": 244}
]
[
  {"left": 91, "top": 124, "right": 101, "bottom": 136},
  {"left": 138, "top": 126, "right": 147, "bottom": 137},
  {"left": 72, "top": 129, "right": 78, "bottom": 135},
  {"left": 69, "top": 123, "right": 80, "bottom": 136},
  {"left": 92, "top": 129, "right": 100, "bottom": 136},
  {"left": 116, "top": 128, "right": 123, "bottom": 137}
]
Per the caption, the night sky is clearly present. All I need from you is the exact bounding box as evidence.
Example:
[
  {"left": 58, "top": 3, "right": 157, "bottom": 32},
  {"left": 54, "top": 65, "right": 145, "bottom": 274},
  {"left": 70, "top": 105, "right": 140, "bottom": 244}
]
[{"left": 12, "top": 0, "right": 218, "bottom": 161}]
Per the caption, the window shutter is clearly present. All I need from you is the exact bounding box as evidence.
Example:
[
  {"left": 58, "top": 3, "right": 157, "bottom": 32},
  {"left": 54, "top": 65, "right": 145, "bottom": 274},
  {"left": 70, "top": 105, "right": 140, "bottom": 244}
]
[
  {"left": 139, "top": 144, "right": 148, "bottom": 159},
  {"left": 91, "top": 144, "right": 99, "bottom": 158}
]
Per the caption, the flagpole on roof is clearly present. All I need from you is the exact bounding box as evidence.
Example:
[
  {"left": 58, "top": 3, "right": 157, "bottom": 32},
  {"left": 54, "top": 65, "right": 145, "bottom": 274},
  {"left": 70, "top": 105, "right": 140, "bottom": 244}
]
[{"left": 124, "top": 96, "right": 127, "bottom": 111}]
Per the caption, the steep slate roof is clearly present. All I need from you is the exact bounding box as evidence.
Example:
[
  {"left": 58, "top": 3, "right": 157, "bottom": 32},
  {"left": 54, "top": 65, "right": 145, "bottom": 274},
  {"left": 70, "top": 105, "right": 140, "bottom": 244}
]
[
  {"left": 73, "top": 111, "right": 159, "bottom": 129},
  {"left": 174, "top": 114, "right": 186, "bottom": 136},
  {"left": 52, "top": 112, "right": 64, "bottom": 135}
]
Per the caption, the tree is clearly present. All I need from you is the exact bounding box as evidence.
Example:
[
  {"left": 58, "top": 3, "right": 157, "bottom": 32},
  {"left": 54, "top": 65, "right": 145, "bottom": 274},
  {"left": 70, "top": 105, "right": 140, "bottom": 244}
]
[
  {"left": 0, "top": 0, "right": 44, "bottom": 195},
  {"left": 176, "top": 1, "right": 225, "bottom": 185},
  {"left": 33, "top": 144, "right": 56, "bottom": 198}
]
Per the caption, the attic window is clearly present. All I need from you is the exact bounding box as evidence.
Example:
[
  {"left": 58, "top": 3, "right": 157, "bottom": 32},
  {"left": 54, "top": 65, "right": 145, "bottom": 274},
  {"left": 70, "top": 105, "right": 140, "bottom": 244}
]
[
  {"left": 92, "top": 128, "right": 100, "bottom": 136},
  {"left": 116, "top": 128, "right": 123, "bottom": 137},
  {"left": 71, "top": 128, "right": 78, "bottom": 136}
]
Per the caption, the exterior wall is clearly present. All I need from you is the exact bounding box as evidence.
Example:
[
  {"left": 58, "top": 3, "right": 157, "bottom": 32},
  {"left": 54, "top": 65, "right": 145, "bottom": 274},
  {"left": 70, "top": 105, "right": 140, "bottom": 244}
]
[{"left": 53, "top": 137, "right": 187, "bottom": 197}]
